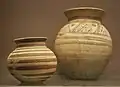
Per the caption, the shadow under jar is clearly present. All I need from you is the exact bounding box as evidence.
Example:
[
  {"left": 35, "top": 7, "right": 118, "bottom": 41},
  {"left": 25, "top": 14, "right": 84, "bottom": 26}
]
[
  {"left": 7, "top": 37, "right": 57, "bottom": 84},
  {"left": 54, "top": 7, "right": 112, "bottom": 80}
]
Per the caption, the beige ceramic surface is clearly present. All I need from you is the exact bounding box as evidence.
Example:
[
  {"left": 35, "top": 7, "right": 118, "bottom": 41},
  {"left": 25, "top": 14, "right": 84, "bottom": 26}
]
[
  {"left": 7, "top": 37, "right": 57, "bottom": 83},
  {"left": 55, "top": 7, "right": 112, "bottom": 80}
]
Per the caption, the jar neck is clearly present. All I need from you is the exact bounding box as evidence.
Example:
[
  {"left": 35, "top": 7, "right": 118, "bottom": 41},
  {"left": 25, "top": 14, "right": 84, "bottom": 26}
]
[
  {"left": 16, "top": 41, "right": 46, "bottom": 48},
  {"left": 67, "top": 16, "right": 102, "bottom": 23},
  {"left": 14, "top": 37, "right": 47, "bottom": 48}
]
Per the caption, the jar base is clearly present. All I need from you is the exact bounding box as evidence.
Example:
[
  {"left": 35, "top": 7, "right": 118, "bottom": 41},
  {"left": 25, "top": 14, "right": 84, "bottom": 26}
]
[
  {"left": 58, "top": 68, "right": 101, "bottom": 80},
  {"left": 18, "top": 81, "right": 45, "bottom": 86},
  {"left": 66, "top": 75, "right": 99, "bottom": 80}
]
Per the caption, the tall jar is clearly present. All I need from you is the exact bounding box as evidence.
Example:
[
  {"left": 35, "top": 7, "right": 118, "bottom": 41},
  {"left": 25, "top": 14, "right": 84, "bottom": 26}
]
[
  {"left": 7, "top": 37, "right": 57, "bottom": 84},
  {"left": 55, "top": 7, "right": 112, "bottom": 80}
]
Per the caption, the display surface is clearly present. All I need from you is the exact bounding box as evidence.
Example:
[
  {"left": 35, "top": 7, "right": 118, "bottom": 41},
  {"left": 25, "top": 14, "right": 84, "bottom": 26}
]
[
  {"left": 55, "top": 7, "right": 112, "bottom": 80},
  {"left": 7, "top": 37, "right": 57, "bottom": 84}
]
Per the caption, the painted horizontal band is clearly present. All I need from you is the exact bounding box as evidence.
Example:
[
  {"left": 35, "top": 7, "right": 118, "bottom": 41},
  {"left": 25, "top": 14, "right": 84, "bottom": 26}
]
[
  {"left": 13, "top": 49, "right": 50, "bottom": 53},
  {"left": 8, "top": 56, "right": 56, "bottom": 60},
  {"left": 8, "top": 64, "right": 56, "bottom": 70},
  {"left": 8, "top": 58, "right": 57, "bottom": 64},
  {"left": 8, "top": 61, "right": 57, "bottom": 66},
  {"left": 21, "top": 72, "right": 54, "bottom": 76},
  {"left": 16, "top": 46, "right": 48, "bottom": 50},
  {"left": 57, "top": 33, "right": 111, "bottom": 40},
  {"left": 9, "top": 68, "right": 56, "bottom": 75},
  {"left": 21, "top": 75, "right": 51, "bottom": 79},
  {"left": 57, "top": 36, "right": 111, "bottom": 43},
  {"left": 10, "top": 53, "right": 55, "bottom": 58},
  {"left": 11, "top": 51, "right": 54, "bottom": 55},
  {"left": 17, "top": 44, "right": 45, "bottom": 47},
  {"left": 55, "top": 39, "right": 112, "bottom": 47}
]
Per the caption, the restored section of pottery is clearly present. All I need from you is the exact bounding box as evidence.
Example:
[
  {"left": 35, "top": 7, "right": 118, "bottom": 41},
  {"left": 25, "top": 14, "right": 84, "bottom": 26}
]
[
  {"left": 55, "top": 7, "right": 112, "bottom": 79},
  {"left": 7, "top": 37, "right": 57, "bottom": 83}
]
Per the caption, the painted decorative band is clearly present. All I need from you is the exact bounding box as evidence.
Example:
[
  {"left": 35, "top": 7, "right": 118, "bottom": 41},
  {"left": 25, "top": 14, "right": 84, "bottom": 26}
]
[
  {"left": 8, "top": 58, "right": 57, "bottom": 64},
  {"left": 8, "top": 65, "right": 56, "bottom": 70}
]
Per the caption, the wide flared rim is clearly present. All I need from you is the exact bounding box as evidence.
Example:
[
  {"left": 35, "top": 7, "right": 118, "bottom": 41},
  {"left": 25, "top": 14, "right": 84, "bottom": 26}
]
[
  {"left": 65, "top": 7, "right": 104, "bottom": 12},
  {"left": 14, "top": 37, "right": 47, "bottom": 43}
]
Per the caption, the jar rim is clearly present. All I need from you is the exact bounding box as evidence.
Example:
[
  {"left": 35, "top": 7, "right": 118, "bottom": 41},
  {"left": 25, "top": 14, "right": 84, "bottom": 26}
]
[
  {"left": 14, "top": 37, "right": 47, "bottom": 43},
  {"left": 65, "top": 7, "right": 104, "bottom": 12},
  {"left": 64, "top": 7, "right": 105, "bottom": 21}
]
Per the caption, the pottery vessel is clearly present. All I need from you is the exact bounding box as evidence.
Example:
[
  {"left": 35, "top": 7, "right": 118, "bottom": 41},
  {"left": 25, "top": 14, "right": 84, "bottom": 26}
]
[
  {"left": 55, "top": 7, "right": 112, "bottom": 79},
  {"left": 7, "top": 37, "right": 57, "bottom": 83}
]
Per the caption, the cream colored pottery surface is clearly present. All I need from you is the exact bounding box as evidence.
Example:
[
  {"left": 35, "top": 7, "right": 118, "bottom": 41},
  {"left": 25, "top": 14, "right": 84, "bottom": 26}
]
[{"left": 55, "top": 18, "right": 112, "bottom": 79}]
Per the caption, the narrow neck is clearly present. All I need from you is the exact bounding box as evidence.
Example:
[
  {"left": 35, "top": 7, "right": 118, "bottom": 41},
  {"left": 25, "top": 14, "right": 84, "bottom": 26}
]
[
  {"left": 14, "top": 37, "right": 47, "bottom": 48},
  {"left": 16, "top": 41, "right": 46, "bottom": 48},
  {"left": 64, "top": 7, "right": 104, "bottom": 23},
  {"left": 67, "top": 16, "right": 102, "bottom": 22}
]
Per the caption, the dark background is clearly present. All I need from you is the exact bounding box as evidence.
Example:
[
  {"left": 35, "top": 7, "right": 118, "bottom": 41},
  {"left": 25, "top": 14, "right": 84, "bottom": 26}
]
[{"left": 0, "top": 0, "right": 120, "bottom": 86}]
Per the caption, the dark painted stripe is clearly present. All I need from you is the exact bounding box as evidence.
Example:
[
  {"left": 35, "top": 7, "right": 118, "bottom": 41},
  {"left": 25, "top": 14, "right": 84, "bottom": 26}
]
[
  {"left": 16, "top": 46, "right": 47, "bottom": 50},
  {"left": 26, "top": 76, "right": 50, "bottom": 79},
  {"left": 57, "top": 34, "right": 111, "bottom": 39},
  {"left": 10, "top": 53, "right": 55, "bottom": 58},
  {"left": 57, "top": 32, "right": 111, "bottom": 37},
  {"left": 8, "top": 58, "right": 57, "bottom": 64},
  {"left": 17, "top": 44, "right": 45, "bottom": 47},
  {"left": 8, "top": 65, "right": 56, "bottom": 70},
  {"left": 11, "top": 72, "right": 50, "bottom": 79},
  {"left": 55, "top": 42, "right": 112, "bottom": 47},
  {"left": 13, "top": 50, "right": 50, "bottom": 53},
  {"left": 56, "top": 37, "right": 111, "bottom": 43},
  {"left": 22, "top": 72, "right": 54, "bottom": 76}
]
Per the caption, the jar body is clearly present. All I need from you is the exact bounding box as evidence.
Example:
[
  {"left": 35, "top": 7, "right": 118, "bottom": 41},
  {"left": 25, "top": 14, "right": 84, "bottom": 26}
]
[
  {"left": 55, "top": 18, "right": 112, "bottom": 79},
  {"left": 7, "top": 39, "right": 57, "bottom": 83}
]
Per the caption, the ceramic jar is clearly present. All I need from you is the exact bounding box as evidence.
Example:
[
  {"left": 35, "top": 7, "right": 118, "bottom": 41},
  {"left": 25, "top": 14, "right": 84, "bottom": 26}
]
[
  {"left": 7, "top": 37, "right": 57, "bottom": 83},
  {"left": 55, "top": 7, "right": 112, "bottom": 79}
]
